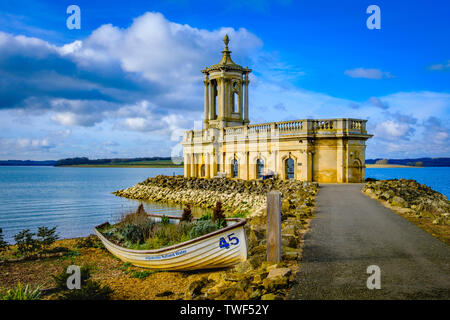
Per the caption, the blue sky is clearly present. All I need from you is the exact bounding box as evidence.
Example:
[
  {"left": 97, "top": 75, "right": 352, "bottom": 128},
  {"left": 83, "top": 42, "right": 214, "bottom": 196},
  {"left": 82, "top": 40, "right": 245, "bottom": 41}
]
[{"left": 0, "top": 0, "right": 449, "bottom": 160}]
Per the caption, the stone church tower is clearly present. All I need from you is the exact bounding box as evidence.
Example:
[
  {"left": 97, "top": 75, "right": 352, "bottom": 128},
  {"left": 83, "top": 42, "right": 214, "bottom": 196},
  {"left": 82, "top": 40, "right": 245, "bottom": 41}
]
[
  {"left": 201, "top": 35, "right": 251, "bottom": 129},
  {"left": 183, "top": 35, "right": 373, "bottom": 182}
]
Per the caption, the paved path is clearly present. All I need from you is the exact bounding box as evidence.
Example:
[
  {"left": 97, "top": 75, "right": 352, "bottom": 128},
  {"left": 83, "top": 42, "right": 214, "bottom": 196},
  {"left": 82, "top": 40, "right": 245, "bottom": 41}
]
[{"left": 288, "top": 184, "right": 450, "bottom": 300}]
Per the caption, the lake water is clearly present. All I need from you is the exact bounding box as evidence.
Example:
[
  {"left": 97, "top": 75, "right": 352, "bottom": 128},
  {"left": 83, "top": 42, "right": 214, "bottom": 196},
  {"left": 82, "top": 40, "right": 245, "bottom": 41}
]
[
  {"left": 0, "top": 167, "right": 184, "bottom": 243},
  {"left": 0, "top": 166, "right": 448, "bottom": 243}
]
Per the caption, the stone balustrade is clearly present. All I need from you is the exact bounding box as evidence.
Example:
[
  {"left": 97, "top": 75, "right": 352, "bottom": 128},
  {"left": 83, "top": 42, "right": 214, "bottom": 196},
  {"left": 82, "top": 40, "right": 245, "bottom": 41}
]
[
  {"left": 277, "top": 120, "right": 304, "bottom": 132},
  {"left": 183, "top": 118, "right": 367, "bottom": 143},
  {"left": 247, "top": 123, "right": 271, "bottom": 134}
]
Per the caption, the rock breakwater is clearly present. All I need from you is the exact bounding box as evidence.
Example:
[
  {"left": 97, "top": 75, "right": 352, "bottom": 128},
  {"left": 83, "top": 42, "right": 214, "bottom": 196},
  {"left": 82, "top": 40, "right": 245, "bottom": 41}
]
[
  {"left": 363, "top": 179, "right": 449, "bottom": 225},
  {"left": 114, "top": 175, "right": 318, "bottom": 217}
]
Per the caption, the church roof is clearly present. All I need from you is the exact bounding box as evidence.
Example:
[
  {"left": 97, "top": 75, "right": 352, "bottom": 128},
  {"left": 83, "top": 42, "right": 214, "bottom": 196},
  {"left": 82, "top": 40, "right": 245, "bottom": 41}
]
[{"left": 202, "top": 34, "right": 251, "bottom": 74}]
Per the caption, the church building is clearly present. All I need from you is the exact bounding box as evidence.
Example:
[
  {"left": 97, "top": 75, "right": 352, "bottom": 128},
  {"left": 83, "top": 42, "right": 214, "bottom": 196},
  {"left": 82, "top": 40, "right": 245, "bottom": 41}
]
[{"left": 182, "top": 35, "right": 372, "bottom": 182}]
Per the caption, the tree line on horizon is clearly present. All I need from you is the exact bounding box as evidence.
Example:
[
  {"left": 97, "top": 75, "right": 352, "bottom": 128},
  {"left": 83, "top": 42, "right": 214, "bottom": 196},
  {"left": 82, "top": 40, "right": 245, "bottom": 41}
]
[
  {"left": 0, "top": 157, "right": 173, "bottom": 166},
  {"left": 366, "top": 158, "right": 450, "bottom": 167},
  {"left": 53, "top": 157, "right": 174, "bottom": 166}
]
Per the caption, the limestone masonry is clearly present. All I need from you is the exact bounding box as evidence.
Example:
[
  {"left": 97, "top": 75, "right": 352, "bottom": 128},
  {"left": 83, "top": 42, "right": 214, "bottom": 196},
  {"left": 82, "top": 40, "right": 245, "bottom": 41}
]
[{"left": 182, "top": 35, "right": 373, "bottom": 182}]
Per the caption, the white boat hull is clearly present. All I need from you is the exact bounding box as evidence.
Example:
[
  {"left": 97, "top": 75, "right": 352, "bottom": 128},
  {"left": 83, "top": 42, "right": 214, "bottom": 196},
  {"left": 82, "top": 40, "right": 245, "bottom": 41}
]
[{"left": 94, "top": 219, "right": 248, "bottom": 271}]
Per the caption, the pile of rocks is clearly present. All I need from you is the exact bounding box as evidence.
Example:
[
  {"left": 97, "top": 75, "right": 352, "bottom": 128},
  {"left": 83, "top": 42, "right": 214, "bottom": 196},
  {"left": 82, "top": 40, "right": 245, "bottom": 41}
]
[
  {"left": 363, "top": 179, "right": 449, "bottom": 225},
  {"left": 185, "top": 261, "right": 295, "bottom": 300},
  {"left": 113, "top": 175, "right": 318, "bottom": 217}
]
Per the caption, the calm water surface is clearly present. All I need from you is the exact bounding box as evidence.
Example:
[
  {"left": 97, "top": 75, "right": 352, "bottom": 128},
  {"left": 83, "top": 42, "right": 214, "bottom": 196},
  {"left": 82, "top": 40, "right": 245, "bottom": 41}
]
[
  {"left": 0, "top": 167, "right": 183, "bottom": 242},
  {"left": 0, "top": 166, "right": 448, "bottom": 242}
]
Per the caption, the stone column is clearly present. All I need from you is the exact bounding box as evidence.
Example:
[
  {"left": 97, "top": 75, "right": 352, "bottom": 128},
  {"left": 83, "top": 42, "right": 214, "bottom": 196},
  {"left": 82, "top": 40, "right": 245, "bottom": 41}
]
[
  {"left": 248, "top": 151, "right": 256, "bottom": 180},
  {"left": 336, "top": 139, "right": 345, "bottom": 183},
  {"left": 205, "top": 153, "right": 211, "bottom": 178},
  {"left": 361, "top": 145, "right": 367, "bottom": 182},
  {"left": 344, "top": 141, "right": 350, "bottom": 182},
  {"left": 244, "top": 73, "right": 249, "bottom": 123},
  {"left": 190, "top": 153, "right": 195, "bottom": 178},
  {"left": 203, "top": 76, "right": 209, "bottom": 127},
  {"left": 276, "top": 152, "right": 283, "bottom": 179},
  {"left": 209, "top": 152, "right": 216, "bottom": 178},
  {"left": 243, "top": 151, "right": 249, "bottom": 180},
  {"left": 271, "top": 151, "right": 277, "bottom": 179},
  {"left": 225, "top": 79, "right": 230, "bottom": 118},
  {"left": 298, "top": 150, "right": 307, "bottom": 181},
  {"left": 210, "top": 81, "right": 216, "bottom": 120},
  {"left": 219, "top": 77, "right": 226, "bottom": 121},
  {"left": 238, "top": 79, "right": 243, "bottom": 119},
  {"left": 307, "top": 151, "right": 313, "bottom": 182},
  {"left": 184, "top": 153, "right": 190, "bottom": 178}
]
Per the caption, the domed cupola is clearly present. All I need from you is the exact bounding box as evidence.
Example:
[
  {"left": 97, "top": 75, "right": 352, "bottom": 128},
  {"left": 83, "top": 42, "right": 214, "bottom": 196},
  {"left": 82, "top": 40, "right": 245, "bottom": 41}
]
[{"left": 201, "top": 35, "right": 251, "bottom": 129}]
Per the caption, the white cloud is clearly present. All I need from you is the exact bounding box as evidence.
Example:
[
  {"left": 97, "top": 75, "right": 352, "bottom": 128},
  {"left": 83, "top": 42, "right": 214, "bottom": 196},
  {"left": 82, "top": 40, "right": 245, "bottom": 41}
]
[
  {"left": 435, "top": 131, "right": 449, "bottom": 141},
  {"left": 428, "top": 60, "right": 450, "bottom": 71},
  {"left": 124, "top": 117, "right": 151, "bottom": 132},
  {"left": 65, "top": 12, "right": 262, "bottom": 100},
  {"left": 373, "top": 120, "right": 413, "bottom": 140},
  {"left": 344, "top": 68, "right": 394, "bottom": 79},
  {"left": 113, "top": 99, "right": 196, "bottom": 133},
  {"left": 50, "top": 111, "right": 101, "bottom": 127},
  {"left": 0, "top": 137, "right": 54, "bottom": 150},
  {"left": 59, "top": 40, "right": 82, "bottom": 55}
]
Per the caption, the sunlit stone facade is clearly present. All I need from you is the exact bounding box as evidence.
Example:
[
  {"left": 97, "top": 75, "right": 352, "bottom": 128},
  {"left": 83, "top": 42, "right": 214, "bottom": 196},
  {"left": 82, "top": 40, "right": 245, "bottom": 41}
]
[{"left": 182, "top": 35, "right": 372, "bottom": 182}]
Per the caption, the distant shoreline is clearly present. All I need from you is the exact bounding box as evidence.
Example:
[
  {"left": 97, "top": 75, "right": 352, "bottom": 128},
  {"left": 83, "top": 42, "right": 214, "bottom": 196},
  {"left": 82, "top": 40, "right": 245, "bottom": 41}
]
[
  {"left": 366, "top": 164, "right": 421, "bottom": 168},
  {"left": 1, "top": 164, "right": 449, "bottom": 169},
  {"left": 57, "top": 164, "right": 184, "bottom": 168}
]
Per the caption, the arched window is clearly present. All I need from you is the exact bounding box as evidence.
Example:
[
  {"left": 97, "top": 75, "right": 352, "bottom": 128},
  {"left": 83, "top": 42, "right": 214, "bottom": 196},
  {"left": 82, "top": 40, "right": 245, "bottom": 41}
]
[
  {"left": 285, "top": 158, "right": 295, "bottom": 179},
  {"left": 214, "top": 83, "right": 218, "bottom": 118},
  {"left": 232, "top": 159, "right": 239, "bottom": 178},
  {"left": 233, "top": 82, "right": 238, "bottom": 113},
  {"left": 257, "top": 159, "right": 264, "bottom": 179},
  {"left": 210, "top": 79, "right": 218, "bottom": 120}
]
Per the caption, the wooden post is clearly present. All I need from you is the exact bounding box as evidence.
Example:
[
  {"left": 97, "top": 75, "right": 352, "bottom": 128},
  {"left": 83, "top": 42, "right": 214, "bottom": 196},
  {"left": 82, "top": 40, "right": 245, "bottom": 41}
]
[{"left": 267, "top": 191, "right": 282, "bottom": 263}]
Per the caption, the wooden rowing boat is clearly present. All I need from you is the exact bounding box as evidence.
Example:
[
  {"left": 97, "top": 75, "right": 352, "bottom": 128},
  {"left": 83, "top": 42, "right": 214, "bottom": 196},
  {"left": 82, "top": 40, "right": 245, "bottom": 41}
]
[{"left": 94, "top": 214, "right": 248, "bottom": 271}]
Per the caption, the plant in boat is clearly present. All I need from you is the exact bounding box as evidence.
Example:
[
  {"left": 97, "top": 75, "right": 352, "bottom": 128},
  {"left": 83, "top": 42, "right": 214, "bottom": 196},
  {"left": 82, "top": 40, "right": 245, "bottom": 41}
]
[
  {"left": 212, "top": 201, "right": 227, "bottom": 228},
  {"left": 189, "top": 220, "right": 218, "bottom": 239},
  {"left": 100, "top": 205, "right": 229, "bottom": 250},
  {"left": 199, "top": 212, "right": 212, "bottom": 221},
  {"left": 181, "top": 204, "right": 193, "bottom": 222}
]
